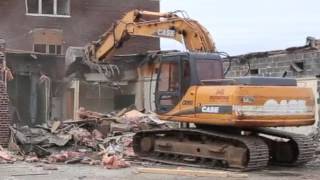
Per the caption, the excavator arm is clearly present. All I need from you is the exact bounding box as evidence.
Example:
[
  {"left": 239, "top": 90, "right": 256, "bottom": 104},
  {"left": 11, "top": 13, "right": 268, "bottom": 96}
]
[{"left": 85, "top": 9, "right": 216, "bottom": 62}]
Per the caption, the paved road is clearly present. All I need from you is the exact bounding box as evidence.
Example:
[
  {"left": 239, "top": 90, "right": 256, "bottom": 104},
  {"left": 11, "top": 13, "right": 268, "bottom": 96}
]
[{"left": 0, "top": 161, "right": 319, "bottom": 180}]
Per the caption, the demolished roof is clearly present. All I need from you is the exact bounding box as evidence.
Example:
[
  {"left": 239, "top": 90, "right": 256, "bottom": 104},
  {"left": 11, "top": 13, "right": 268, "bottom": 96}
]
[{"left": 229, "top": 36, "right": 320, "bottom": 62}]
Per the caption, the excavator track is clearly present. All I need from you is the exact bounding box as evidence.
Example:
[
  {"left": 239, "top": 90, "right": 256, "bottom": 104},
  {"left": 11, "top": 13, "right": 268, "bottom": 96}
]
[
  {"left": 133, "top": 128, "right": 269, "bottom": 171},
  {"left": 255, "top": 128, "right": 316, "bottom": 166}
]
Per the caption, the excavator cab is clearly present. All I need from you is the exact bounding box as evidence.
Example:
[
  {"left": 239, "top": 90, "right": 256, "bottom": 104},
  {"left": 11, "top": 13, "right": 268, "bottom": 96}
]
[{"left": 155, "top": 52, "right": 223, "bottom": 114}]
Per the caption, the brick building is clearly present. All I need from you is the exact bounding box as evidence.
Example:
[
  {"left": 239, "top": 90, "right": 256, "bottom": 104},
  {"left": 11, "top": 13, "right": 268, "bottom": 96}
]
[
  {"left": 0, "top": 0, "right": 160, "bottom": 131},
  {"left": 0, "top": 0, "right": 160, "bottom": 55}
]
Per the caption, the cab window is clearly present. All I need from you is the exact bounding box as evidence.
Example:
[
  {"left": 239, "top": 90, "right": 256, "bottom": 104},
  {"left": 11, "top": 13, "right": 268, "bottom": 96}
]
[
  {"left": 158, "top": 62, "right": 179, "bottom": 92},
  {"left": 196, "top": 59, "right": 223, "bottom": 81},
  {"left": 156, "top": 61, "right": 180, "bottom": 113}
]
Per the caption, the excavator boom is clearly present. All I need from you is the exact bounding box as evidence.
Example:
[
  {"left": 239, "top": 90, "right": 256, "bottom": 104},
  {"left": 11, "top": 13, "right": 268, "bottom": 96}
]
[{"left": 85, "top": 10, "right": 215, "bottom": 62}]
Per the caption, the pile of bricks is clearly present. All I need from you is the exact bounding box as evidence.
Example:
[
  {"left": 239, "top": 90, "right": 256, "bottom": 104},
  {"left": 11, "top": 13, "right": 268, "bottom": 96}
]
[{"left": 0, "top": 81, "right": 10, "bottom": 147}]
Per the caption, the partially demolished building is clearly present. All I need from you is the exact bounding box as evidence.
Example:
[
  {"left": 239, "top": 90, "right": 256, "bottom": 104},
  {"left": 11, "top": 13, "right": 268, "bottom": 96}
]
[{"left": 225, "top": 37, "right": 320, "bottom": 78}]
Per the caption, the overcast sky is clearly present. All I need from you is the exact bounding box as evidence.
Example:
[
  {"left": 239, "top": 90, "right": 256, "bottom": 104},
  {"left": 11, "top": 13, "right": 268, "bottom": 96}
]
[{"left": 160, "top": 0, "right": 320, "bottom": 55}]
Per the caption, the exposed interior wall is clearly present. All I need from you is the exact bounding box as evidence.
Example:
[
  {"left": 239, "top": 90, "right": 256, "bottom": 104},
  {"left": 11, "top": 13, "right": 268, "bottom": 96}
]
[
  {"left": 62, "top": 80, "right": 140, "bottom": 119},
  {"left": 6, "top": 52, "right": 64, "bottom": 126},
  {"left": 79, "top": 82, "right": 114, "bottom": 113}
]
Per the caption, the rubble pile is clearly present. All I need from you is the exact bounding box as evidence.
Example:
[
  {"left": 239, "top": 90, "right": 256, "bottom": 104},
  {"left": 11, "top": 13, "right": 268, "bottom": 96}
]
[{"left": 5, "top": 108, "right": 169, "bottom": 169}]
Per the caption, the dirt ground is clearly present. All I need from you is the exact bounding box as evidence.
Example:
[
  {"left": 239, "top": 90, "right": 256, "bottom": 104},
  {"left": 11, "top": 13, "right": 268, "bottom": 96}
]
[{"left": 1, "top": 161, "right": 320, "bottom": 180}]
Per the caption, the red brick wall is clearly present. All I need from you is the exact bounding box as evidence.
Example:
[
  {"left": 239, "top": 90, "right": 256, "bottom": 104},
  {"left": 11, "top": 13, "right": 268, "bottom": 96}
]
[
  {"left": 0, "top": 81, "right": 10, "bottom": 147},
  {"left": 0, "top": 0, "right": 160, "bottom": 54}
]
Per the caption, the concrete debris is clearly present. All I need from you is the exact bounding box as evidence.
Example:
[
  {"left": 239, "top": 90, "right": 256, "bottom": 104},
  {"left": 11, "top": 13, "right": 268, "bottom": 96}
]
[
  {"left": 118, "top": 110, "right": 168, "bottom": 133},
  {"left": 69, "top": 127, "right": 97, "bottom": 148},
  {"left": 104, "top": 133, "right": 135, "bottom": 157},
  {"left": 24, "top": 155, "right": 39, "bottom": 163},
  {"left": 101, "top": 154, "right": 130, "bottom": 169},
  {"left": 0, "top": 145, "right": 16, "bottom": 163},
  {"left": 77, "top": 107, "right": 116, "bottom": 121},
  {"left": 10, "top": 126, "right": 72, "bottom": 147},
  {"left": 48, "top": 151, "right": 85, "bottom": 163},
  {"left": 5, "top": 107, "right": 169, "bottom": 169},
  {"left": 51, "top": 121, "right": 62, "bottom": 133},
  {"left": 123, "top": 110, "right": 145, "bottom": 119},
  {"left": 92, "top": 129, "right": 104, "bottom": 140}
]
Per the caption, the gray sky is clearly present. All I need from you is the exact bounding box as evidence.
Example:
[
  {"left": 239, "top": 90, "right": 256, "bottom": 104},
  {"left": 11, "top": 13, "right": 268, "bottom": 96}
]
[{"left": 160, "top": 0, "right": 320, "bottom": 55}]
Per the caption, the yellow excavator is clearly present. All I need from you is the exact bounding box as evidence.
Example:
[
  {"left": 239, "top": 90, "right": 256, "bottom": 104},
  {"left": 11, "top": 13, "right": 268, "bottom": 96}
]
[{"left": 67, "top": 9, "right": 316, "bottom": 170}]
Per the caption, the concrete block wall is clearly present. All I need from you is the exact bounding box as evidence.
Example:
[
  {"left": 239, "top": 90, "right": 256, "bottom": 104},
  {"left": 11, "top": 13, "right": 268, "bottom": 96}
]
[
  {"left": 225, "top": 50, "right": 320, "bottom": 78},
  {"left": 0, "top": 81, "right": 10, "bottom": 147}
]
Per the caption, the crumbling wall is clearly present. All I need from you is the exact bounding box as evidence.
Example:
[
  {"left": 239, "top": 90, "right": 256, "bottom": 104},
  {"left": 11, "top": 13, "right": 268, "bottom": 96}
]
[
  {"left": 225, "top": 37, "right": 320, "bottom": 78},
  {"left": 225, "top": 51, "right": 320, "bottom": 78},
  {"left": 0, "top": 81, "right": 10, "bottom": 147}
]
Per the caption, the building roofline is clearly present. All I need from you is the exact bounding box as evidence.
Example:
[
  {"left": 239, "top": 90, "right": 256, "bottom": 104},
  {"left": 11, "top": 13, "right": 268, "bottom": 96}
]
[{"left": 230, "top": 37, "right": 320, "bottom": 61}]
